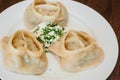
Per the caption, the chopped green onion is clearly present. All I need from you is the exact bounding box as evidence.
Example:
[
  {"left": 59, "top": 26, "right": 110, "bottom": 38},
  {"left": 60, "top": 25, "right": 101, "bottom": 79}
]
[
  {"left": 33, "top": 22, "right": 66, "bottom": 53},
  {"left": 33, "top": 26, "right": 39, "bottom": 33},
  {"left": 47, "top": 22, "right": 58, "bottom": 27}
]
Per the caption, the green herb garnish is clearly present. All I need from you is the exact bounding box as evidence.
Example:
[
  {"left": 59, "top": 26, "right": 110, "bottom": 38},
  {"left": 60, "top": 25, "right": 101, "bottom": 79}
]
[
  {"left": 33, "top": 26, "right": 39, "bottom": 33},
  {"left": 47, "top": 22, "right": 58, "bottom": 27},
  {"left": 33, "top": 22, "right": 65, "bottom": 53}
]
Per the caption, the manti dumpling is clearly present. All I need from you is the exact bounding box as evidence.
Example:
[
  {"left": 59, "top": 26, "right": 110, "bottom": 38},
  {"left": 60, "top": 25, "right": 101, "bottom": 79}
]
[
  {"left": 49, "top": 30, "right": 104, "bottom": 72},
  {"left": 24, "top": 0, "right": 68, "bottom": 29},
  {"left": 0, "top": 30, "right": 48, "bottom": 74}
]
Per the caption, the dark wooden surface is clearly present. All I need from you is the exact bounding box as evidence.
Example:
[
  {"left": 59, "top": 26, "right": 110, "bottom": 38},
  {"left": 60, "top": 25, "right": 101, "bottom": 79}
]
[{"left": 0, "top": 0, "right": 119, "bottom": 80}]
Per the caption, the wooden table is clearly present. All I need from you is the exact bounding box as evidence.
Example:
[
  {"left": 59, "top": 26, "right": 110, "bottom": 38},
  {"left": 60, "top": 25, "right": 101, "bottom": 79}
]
[{"left": 0, "top": 0, "right": 119, "bottom": 80}]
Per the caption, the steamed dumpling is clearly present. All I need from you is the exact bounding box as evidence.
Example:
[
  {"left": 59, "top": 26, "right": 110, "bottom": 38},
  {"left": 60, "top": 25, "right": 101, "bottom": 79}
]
[
  {"left": 49, "top": 30, "right": 104, "bottom": 72},
  {"left": 0, "top": 30, "right": 48, "bottom": 74},
  {"left": 24, "top": 0, "right": 68, "bottom": 29}
]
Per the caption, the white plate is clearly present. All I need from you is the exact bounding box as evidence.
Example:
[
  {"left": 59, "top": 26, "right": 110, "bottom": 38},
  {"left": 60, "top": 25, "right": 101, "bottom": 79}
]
[{"left": 0, "top": 0, "right": 118, "bottom": 80}]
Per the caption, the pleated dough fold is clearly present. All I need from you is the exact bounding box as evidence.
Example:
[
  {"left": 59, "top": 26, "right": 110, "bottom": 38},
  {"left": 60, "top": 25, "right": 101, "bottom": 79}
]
[
  {"left": 49, "top": 30, "right": 104, "bottom": 72},
  {"left": 24, "top": 0, "right": 68, "bottom": 29},
  {"left": 1, "top": 30, "right": 48, "bottom": 74}
]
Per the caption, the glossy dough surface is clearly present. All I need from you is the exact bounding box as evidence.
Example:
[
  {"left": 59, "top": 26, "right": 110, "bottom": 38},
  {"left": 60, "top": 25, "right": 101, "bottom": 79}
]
[
  {"left": 49, "top": 30, "right": 104, "bottom": 72},
  {"left": 24, "top": 0, "right": 68, "bottom": 29},
  {"left": 1, "top": 30, "right": 48, "bottom": 74}
]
